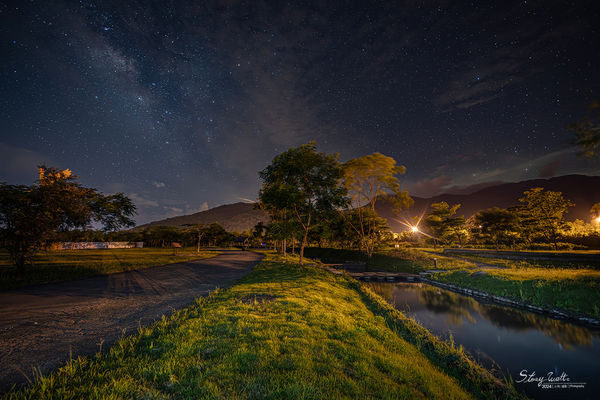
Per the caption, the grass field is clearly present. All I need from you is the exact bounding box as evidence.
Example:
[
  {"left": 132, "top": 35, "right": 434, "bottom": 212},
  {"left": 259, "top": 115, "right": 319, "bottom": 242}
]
[
  {"left": 429, "top": 267, "right": 600, "bottom": 319},
  {"left": 3, "top": 252, "right": 521, "bottom": 400},
  {"left": 306, "top": 247, "right": 600, "bottom": 319},
  {"left": 0, "top": 248, "right": 220, "bottom": 290},
  {"left": 303, "top": 247, "right": 476, "bottom": 272}
]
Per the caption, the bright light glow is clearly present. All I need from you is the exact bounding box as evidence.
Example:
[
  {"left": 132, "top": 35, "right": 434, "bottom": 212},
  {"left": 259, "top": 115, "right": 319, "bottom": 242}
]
[
  {"left": 596, "top": 217, "right": 600, "bottom": 224},
  {"left": 411, "top": 226, "right": 419, "bottom": 233}
]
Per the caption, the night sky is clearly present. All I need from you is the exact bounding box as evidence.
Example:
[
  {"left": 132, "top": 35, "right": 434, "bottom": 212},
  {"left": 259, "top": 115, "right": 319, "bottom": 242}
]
[{"left": 2, "top": 0, "right": 599, "bottom": 224}]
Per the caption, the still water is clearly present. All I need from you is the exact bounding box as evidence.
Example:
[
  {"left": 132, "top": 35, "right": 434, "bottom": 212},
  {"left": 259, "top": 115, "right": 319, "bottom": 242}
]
[{"left": 366, "top": 282, "right": 600, "bottom": 400}]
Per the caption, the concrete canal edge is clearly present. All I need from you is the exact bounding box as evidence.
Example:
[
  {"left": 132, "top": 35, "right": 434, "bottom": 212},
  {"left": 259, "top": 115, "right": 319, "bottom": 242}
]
[
  {"left": 319, "top": 264, "right": 600, "bottom": 329},
  {"left": 417, "top": 275, "right": 600, "bottom": 329}
]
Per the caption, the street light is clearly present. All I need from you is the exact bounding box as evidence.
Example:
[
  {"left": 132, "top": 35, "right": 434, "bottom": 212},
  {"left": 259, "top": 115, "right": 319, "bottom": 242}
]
[
  {"left": 596, "top": 216, "right": 600, "bottom": 224},
  {"left": 411, "top": 226, "right": 419, "bottom": 233}
]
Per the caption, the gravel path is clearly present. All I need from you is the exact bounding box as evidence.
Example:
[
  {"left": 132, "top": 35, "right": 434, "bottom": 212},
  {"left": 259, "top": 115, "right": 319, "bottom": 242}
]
[{"left": 0, "top": 250, "right": 262, "bottom": 391}]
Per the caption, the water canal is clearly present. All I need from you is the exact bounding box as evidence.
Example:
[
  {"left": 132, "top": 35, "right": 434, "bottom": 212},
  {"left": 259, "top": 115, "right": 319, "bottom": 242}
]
[{"left": 366, "top": 282, "right": 600, "bottom": 400}]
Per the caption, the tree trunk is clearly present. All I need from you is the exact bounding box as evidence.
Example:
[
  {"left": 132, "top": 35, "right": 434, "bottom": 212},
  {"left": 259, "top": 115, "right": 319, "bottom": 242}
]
[
  {"left": 283, "top": 238, "right": 287, "bottom": 257},
  {"left": 300, "top": 228, "right": 309, "bottom": 265}
]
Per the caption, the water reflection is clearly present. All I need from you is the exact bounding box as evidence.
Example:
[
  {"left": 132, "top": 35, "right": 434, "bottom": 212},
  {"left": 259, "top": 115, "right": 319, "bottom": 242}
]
[
  {"left": 374, "top": 283, "right": 594, "bottom": 348},
  {"left": 367, "top": 282, "right": 600, "bottom": 400}
]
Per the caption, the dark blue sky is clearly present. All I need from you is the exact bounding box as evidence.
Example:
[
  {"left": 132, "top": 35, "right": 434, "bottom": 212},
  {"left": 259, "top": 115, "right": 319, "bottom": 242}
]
[{"left": 1, "top": 0, "right": 599, "bottom": 224}]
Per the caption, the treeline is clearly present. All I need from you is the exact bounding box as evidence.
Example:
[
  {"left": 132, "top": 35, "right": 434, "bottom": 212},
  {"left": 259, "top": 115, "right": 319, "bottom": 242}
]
[
  {"left": 421, "top": 189, "right": 600, "bottom": 250},
  {"left": 253, "top": 143, "right": 600, "bottom": 258},
  {"left": 55, "top": 223, "right": 236, "bottom": 249}
]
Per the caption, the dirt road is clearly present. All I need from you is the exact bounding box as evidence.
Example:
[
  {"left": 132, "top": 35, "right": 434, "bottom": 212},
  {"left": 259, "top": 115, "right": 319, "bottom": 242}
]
[{"left": 0, "top": 250, "right": 262, "bottom": 391}]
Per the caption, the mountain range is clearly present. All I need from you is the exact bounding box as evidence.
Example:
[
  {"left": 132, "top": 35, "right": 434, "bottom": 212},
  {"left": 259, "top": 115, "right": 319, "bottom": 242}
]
[{"left": 138, "top": 174, "right": 600, "bottom": 233}]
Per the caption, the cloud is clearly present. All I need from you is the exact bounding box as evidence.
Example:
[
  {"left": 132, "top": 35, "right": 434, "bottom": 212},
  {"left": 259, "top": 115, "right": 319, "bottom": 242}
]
[
  {"left": 408, "top": 176, "right": 452, "bottom": 197},
  {"left": 538, "top": 160, "right": 562, "bottom": 178},
  {"left": 435, "top": 59, "right": 523, "bottom": 110},
  {"left": 153, "top": 181, "right": 166, "bottom": 188},
  {"left": 448, "top": 147, "right": 597, "bottom": 189},
  {"left": 433, "top": 9, "right": 586, "bottom": 111},
  {"left": 184, "top": 202, "right": 209, "bottom": 214},
  {"left": 128, "top": 193, "right": 159, "bottom": 207},
  {"left": 165, "top": 206, "right": 183, "bottom": 214}
]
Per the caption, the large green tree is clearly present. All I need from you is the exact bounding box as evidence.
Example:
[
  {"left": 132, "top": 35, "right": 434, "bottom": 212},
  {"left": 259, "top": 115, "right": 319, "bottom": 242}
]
[
  {"left": 424, "top": 202, "right": 466, "bottom": 246},
  {"left": 258, "top": 142, "right": 347, "bottom": 265},
  {"left": 518, "top": 187, "right": 574, "bottom": 249},
  {"left": 0, "top": 165, "right": 136, "bottom": 268},
  {"left": 473, "top": 207, "right": 519, "bottom": 250},
  {"left": 342, "top": 153, "right": 412, "bottom": 258}
]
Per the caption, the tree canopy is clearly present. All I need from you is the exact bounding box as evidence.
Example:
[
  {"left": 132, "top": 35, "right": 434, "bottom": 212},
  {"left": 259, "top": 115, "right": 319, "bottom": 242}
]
[
  {"left": 258, "top": 142, "right": 347, "bottom": 264},
  {"left": 342, "top": 153, "right": 412, "bottom": 258},
  {"left": 0, "top": 165, "right": 136, "bottom": 268},
  {"left": 473, "top": 207, "right": 519, "bottom": 250},
  {"left": 518, "top": 187, "right": 574, "bottom": 249},
  {"left": 424, "top": 202, "right": 466, "bottom": 246}
]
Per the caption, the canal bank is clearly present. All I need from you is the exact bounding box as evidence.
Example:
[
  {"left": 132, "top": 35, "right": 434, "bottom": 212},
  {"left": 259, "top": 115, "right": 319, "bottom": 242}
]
[
  {"left": 5, "top": 253, "right": 522, "bottom": 399},
  {"left": 365, "top": 281, "right": 600, "bottom": 400}
]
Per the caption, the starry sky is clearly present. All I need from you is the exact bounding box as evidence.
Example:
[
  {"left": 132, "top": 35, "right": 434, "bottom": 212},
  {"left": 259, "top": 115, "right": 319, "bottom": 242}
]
[{"left": 1, "top": 0, "right": 599, "bottom": 224}]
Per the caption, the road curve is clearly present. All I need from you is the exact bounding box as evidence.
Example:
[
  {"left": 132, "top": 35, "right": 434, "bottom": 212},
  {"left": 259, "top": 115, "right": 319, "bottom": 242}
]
[{"left": 0, "top": 250, "right": 263, "bottom": 391}]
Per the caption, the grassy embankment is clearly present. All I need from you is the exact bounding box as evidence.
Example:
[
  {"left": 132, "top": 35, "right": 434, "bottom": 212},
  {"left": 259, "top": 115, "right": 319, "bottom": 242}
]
[
  {"left": 425, "top": 251, "right": 600, "bottom": 319},
  {"left": 305, "top": 247, "right": 600, "bottom": 319},
  {"left": 4, "top": 252, "right": 522, "bottom": 400},
  {"left": 0, "top": 248, "right": 220, "bottom": 290},
  {"left": 303, "top": 247, "right": 475, "bottom": 272}
]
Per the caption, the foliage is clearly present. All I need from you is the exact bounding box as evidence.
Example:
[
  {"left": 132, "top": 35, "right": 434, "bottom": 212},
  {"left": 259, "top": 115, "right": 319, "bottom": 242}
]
[
  {"left": 0, "top": 248, "right": 219, "bottom": 289},
  {"left": 342, "top": 153, "right": 412, "bottom": 258},
  {"left": 0, "top": 166, "right": 136, "bottom": 268},
  {"left": 424, "top": 202, "right": 467, "bottom": 246},
  {"left": 140, "top": 223, "right": 233, "bottom": 248},
  {"left": 431, "top": 267, "right": 600, "bottom": 319},
  {"left": 569, "top": 102, "right": 600, "bottom": 159},
  {"left": 472, "top": 207, "right": 520, "bottom": 249},
  {"left": 517, "top": 188, "right": 574, "bottom": 249},
  {"left": 258, "top": 142, "right": 348, "bottom": 264},
  {"left": 142, "top": 225, "right": 182, "bottom": 247},
  {"left": 302, "top": 247, "right": 474, "bottom": 272}
]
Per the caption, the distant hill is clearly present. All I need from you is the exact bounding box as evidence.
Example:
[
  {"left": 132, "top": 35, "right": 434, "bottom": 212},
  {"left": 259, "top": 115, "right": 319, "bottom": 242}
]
[
  {"left": 137, "top": 202, "right": 270, "bottom": 233},
  {"left": 378, "top": 174, "right": 600, "bottom": 232},
  {"left": 139, "top": 175, "right": 600, "bottom": 234}
]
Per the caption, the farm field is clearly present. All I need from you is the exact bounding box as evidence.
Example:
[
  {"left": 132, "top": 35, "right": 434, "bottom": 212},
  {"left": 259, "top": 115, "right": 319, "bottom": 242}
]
[{"left": 0, "top": 248, "right": 220, "bottom": 289}]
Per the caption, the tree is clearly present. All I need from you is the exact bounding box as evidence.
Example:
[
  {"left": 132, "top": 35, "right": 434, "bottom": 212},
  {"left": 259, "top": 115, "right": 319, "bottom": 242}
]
[
  {"left": 473, "top": 207, "right": 519, "bottom": 250},
  {"left": 258, "top": 142, "right": 347, "bottom": 265},
  {"left": 342, "top": 153, "right": 412, "bottom": 259},
  {"left": 518, "top": 187, "right": 574, "bottom": 249},
  {"left": 183, "top": 223, "right": 206, "bottom": 253},
  {"left": 142, "top": 225, "right": 183, "bottom": 247},
  {"left": 0, "top": 165, "right": 136, "bottom": 268},
  {"left": 424, "top": 202, "right": 466, "bottom": 247},
  {"left": 202, "top": 223, "right": 231, "bottom": 247},
  {"left": 569, "top": 102, "right": 600, "bottom": 159}
]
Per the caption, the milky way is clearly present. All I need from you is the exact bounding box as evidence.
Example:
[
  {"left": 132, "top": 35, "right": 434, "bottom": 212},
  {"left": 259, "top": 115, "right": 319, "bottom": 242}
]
[{"left": 1, "top": 0, "right": 599, "bottom": 223}]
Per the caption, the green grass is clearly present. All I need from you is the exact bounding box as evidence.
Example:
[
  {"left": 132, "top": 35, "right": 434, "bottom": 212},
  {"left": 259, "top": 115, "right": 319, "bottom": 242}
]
[
  {"left": 429, "top": 268, "right": 600, "bottom": 319},
  {"left": 0, "top": 248, "right": 220, "bottom": 290},
  {"left": 304, "top": 247, "right": 600, "bottom": 318},
  {"left": 439, "top": 253, "right": 600, "bottom": 270},
  {"left": 303, "top": 247, "right": 476, "bottom": 272},
  {"left": 4, "top": 252, "right": 522, "bottom": 400}
]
